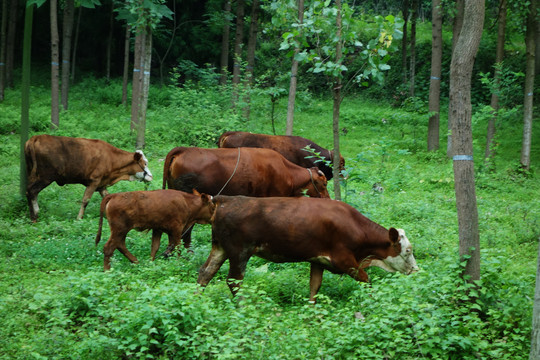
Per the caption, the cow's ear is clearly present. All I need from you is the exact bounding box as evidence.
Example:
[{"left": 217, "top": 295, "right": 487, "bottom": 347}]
[
  {"left": 133, "top": 151, "right": 142, "bottom": 161},
  {"left": 389, "top": 228, "right": 399, "bottom": 243},
  {"left": 192, "top": 188, "right": 201, "bottom": 196}
]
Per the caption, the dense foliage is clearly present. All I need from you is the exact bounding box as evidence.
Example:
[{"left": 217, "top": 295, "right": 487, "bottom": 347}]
[{"left": 0, "top": 75, "right": 538, "bottom": 358}]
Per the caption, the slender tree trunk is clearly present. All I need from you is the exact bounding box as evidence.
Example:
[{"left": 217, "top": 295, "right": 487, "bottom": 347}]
[
  {"left": 136, "top": 27, "right": 152, "bottom": 150},
  {"left": 409, "top": 0, "right": 418, "bottom": 97},
  {"left": 70, "top": 6, "right": 81, "bottom": 81},
  {"left": 220, "top": 0, "right": 232, "bottom": 85},
  {"left": 106, "top": 0, "right": 114, "bottom": 81},
  {"left": 530, "top": 238, "right": 540, "bottom": 360},
  {"left": 158, "top": 0, "right": 176, "bottom": 87},
  {"left": 61, "top": 0, "right": 74, "bottom": 110},
  {"left": 449, "top": 0, "right": 484, "bottom": 283},
  {"left": 232, "top": 0, "right": 245, "bottom": 106},
  {"left": 520, "top": 0, "right": 536, "bottom": 170},
  {"left": 485, "top": 0, "right": 507, "bottom": 161},
  {"left": 131, "top": 31, "right": 143, "bottom": 131},
  {"left": 20, "top": 2, "right": 34, "bottom": 197},
  {"left": 0, "top": 0, "right": 8, "bottom": 101},
  {"left": 6, "top": 0, "right": 18, "bottom": 88},
  {"left": 427, "top": 0, "right": 442, "bottom": 151},
  {"left": 122, "top": 24, "right": 131, "bottom": 106},
  {"left": 448, "top": 0, "right": 465, "bottom": 157},
  {"left": 401, "top": 0, "right": 409, "bottom": 85},
  {"left": 286, "top": 0, "right": 304, "bottom": 136},
  {"left": 332, "top": 0, "right": 343, "bottom": 201},
  {"left": 50, "top": 0, "right": 60, "bottom": 129},
  {"left": 243, "top": 0, "right": 260, "bottom": 121}
]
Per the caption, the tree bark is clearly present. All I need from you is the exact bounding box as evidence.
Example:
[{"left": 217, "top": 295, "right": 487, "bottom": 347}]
[
  {"left": 243, "top": 0, "right": 260, "bottom": 121},
  {"left": 131, "top": 30, "right": 144, "bottom": 132},
  {"left": 520, "top": 0, "right": 536, "bottom": 170},
  {"left": 232, "top": 0, "right": 245, "bottom": 106},
  {"left": 401, "top": 0, "right": 409, "bottom": 85},
  {"left": 485, "top": 0, "right": 507, "bottom": 161},
  {"left": 20, "top": 2, "right": 34, "bottom": 197},
  {"left": 0, "top": 0, "right": 8, "bottom": 101},
  {"left": 530, "top": 238, "right": 540, "bottom": 360},
  {"left": 286, "top": 0, "right": 304, "bottom": 136},
  {"left": 105, "top": 0, "right": 114, "bottom": 81},
  {"left": 332, "top": 0, "right": 342, "bottom": 201},
  {"left": 6, "top": 0, "right": 18, "bottom": 88},
  {"left": 449, "top": 0, "right": 484, "bottom": 283},
  {"left": 135, "top": 27, "right": 152, "bottom": 150},
  {"left": 220, "top": 0, "right": 232, "bottom": 85},
  {"left": 448, "top": 0, "right": 465, "bottom": 157},
  {"left": 427, "top": 0, "right": 442, "bottom": 151},
  {"left": 122, "top": 24, "right": 131, "bottom": 106},
  {"left": 61, "top": 0, "right": 74, "bottom": 110},
  {"left": 70, "top": 6, "right": 81, "bottom": 81},
  {"left": 50, "top": 0, "right": 60, "bottom": 129},
  {"left": 409, "top": 0, "right": 418, "bottom": 97}
]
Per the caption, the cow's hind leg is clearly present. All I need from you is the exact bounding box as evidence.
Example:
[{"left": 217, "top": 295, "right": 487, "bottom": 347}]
[
  {"left": 26, "top": 179, "right": 52, "bottom": 221},
  {"left": 103, "top": 231, "right": 138, "bottom": 271},
  {"left": 150, "top": 230, "right": 163, "bottom": 260},
  {"left": 197, "top": 244, "right": 227, "bottom": 288},
  {"left": 225, "top": 254, "right": 250, "bottom": 297}
]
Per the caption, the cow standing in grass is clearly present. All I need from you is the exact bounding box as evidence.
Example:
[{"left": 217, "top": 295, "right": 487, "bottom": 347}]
[{"left": 24, "top": 134, "right": 153, "bottom": 221}]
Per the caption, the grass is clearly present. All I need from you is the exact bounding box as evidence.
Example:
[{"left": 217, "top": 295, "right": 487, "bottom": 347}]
[{"left": 0, "top": 76, "right": 538, "bottom": 359}]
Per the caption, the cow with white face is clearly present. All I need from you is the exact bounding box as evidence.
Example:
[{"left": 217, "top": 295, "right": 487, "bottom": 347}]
[
  {"left": 368, "top": 229, "right": 418, "bottom": 274},
  {"left": 25, "top": 134, "right": 153, "bottom": 221}
]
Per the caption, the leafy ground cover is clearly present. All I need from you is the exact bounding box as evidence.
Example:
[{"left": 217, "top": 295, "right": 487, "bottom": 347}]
[{"left": 0, "top": 77, "right": 538, "bottom": 359}]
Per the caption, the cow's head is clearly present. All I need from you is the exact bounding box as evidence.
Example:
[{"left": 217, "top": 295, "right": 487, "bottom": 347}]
[
  {"left": 370, "top": 228, "right": 419, "bottom": 275},
  {"left": 305, "top": 168, "right": 330, "bottom": 198},
  {"left": 193, "top": 189, "right": 216, "bottom": 224},
  {"left": 132, "top": 150, "right": 153, "bottom": 182}
]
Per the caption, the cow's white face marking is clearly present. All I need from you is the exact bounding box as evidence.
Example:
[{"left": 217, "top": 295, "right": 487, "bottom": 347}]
[
  {"left": 133, "top": 150, "right": 153, "bottom": 182},
  {"left": 374, "top": 229, "right": 419, "bottom": 275}
]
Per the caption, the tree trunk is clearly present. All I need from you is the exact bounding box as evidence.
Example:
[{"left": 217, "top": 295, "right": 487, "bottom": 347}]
[
  {"left": 232, "top": 0, "right": 245, "bottom": 106},
  {"left": 122, "top": 24, "right": 131, "bottom": 106},
  {"left": 286, "top": 0, "right": 304, "bottom": 136},
  {"left": 70, "top": 6, "right": 81, "bottom": 81},
  {"left": 135, "top": 27, "right": 152, "bottom": 150},
  {"left": 6, "top": 0, "right": 18, "bottom": 88},
  {"left": 0, "top": 0, "right": 8, "bottom": 101},
  {"left": 530, "top": 238, "right": 540, "bottom": 360},
  {"left": 520, "top": 0, "right": 536, "bottom": 170},
  {"left": 332, "top": 0, "right": 342, "bottom": 201},
  {"left": 20, "top": 2, "right": 34, "bottom": 197},
  {"left": 449, "top": 0, "right": 484, "bottom": 283},
  {"left": 243, "top": 0, "right": 260, "bottom": 121},
  {"left": 131, "top": 30, "right": 143, "bottom": 132},
  {"left": 409, "top": 0, "right": 418, "bottom": 97},
  {"left": 61, "top": 0, "right": 74, "bottom": 110},
  {"left": 401, "top": 0, "right": 409, "bottom": 85},
  {"left": 485, "top": 0, "right": 507, "bottom": 161},
  {"left": 50, "top": 0, "right": 60, "bottom": 129},
  {"left": 106, "top": 0, "right": 114, "bottom": 81},
  {"left": 220, "top": 0, "right": 232, "bottom": 85},
  {"left": 427, "top": 0, "right": 442, "bottom": 151},
  {"left": 448, "top": 0, "right": 465, "bottom": 157}
]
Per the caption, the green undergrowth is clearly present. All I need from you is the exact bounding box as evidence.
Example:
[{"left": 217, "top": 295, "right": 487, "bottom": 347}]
[{"left": 0, "top": 77, "right": 538, "bottom": 359}]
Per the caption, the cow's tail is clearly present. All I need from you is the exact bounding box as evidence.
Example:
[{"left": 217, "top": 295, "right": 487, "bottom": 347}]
[
  {"left": 23, "top": 136, "right": 38, "bottom": 182},
  {"left": 162, "top": 147, "right": 183, "bottom": 189},
  {"left": 95, "top": 195, "right": 112, "bottom": 246}
]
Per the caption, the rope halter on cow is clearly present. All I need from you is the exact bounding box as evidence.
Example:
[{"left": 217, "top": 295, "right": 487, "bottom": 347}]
[
  {"left": 307, "top": 168, "right": 323, "bottom": 197},
  {"left": 216, "top": 147, "right": 241, "bottom": 196}
]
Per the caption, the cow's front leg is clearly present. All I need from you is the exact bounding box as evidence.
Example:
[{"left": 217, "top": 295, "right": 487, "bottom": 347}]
[
  {"left": 150, "top": 230, "right": 163, "bottom": 260},
  {"left": 309, "top": 263, "right": 324, "bottom": 303},
  {"left": 226, "top": 255, "right": 249, "bottom": 298},
  {"left": 78, "top": 183, "right": 99, "bottom": 220},
  {"left": 197, "top": 244, "right": 227, "bottom": 287}
]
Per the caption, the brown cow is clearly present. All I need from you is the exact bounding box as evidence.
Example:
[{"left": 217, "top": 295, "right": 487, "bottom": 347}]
[
  {"left": 218, "top": 131, "right": 345, "bottom": 180},
  {"left": 162, "top": 147, "right": 329, "bottom": 198},
  {"left": 24, "top": 134, "right": 153, "bottom": 221},
  {"left": 198, "top": 196, "right": 419, "bottom": 302},
  {"left": 95, "top": 190, "right": 215, "bottom": 271}
]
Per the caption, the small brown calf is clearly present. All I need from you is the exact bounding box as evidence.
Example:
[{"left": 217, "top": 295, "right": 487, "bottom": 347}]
[{"left": 95, "top": 190, "right": 215, "bottom": 270}]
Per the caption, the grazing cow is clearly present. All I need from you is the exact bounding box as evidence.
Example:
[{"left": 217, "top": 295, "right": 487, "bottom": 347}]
[
  {"left": 95, "top": 190, "right": 215, "bottom": 271},
  {"left": 162, "top": 147, "right": 329, "bottom": 198},
  {"left": 198, "top": 196, "right": 419, "bottom": 302},
  {"left": 24, "top": 134, "right": 153, "bottom": 221},
  {"left": 217, "top": 131, "right": 345, "bottom": 180}
]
